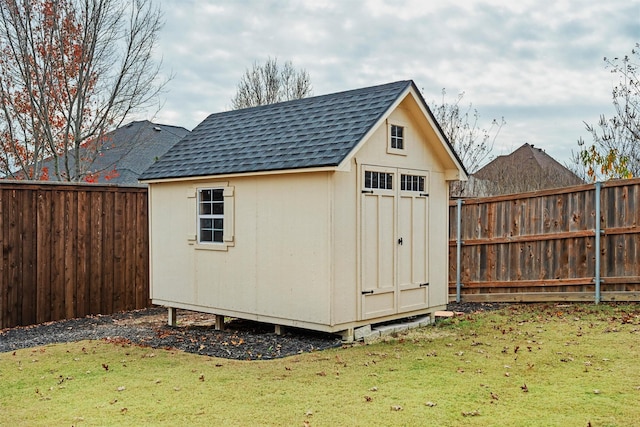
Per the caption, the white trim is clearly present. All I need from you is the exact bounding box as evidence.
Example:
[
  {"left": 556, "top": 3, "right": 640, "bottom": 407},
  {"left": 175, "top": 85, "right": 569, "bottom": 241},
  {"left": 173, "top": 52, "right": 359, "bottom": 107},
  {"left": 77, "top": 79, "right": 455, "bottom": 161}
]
[
  {"left": 191, "top": 182, "right": 235, "bottom": 251},
  {"left": 141, "top": 166, "right": 338, "bottom": 184}
]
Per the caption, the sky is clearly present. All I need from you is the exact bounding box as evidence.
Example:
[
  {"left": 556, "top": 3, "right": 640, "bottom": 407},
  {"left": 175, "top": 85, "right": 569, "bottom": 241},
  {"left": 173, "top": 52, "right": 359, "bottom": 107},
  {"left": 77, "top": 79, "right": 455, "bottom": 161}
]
[{"left": 146, "top": 0, "right": 639, "bottom": 170}]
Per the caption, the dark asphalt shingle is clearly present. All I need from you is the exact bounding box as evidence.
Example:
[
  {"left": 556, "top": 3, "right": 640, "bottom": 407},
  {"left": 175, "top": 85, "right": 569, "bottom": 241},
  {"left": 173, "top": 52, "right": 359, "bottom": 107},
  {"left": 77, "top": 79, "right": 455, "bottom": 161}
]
[
  {"left": 140, "top": 80, "right": 413, "bottom": 180},
  {"left": 41, "top": 120, "right": 190, "bottom": 185}
]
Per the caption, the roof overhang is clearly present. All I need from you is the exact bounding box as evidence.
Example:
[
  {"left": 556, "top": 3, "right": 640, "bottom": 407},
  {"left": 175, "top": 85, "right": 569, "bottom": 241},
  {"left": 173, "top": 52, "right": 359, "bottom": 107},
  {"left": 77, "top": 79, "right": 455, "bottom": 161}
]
[{"left": 140, "top": 165, "right": 340, "bottom": 185}]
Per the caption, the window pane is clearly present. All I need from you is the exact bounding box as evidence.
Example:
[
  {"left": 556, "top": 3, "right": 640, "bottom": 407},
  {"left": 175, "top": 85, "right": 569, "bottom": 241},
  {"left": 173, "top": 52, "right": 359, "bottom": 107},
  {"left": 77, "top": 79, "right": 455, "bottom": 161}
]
[
  {"left": 200, "top": 202, "right": 211, "bottom": 215},
  {"left": 201, "top": 189, "right": 212, "bottom": 201},
  {"left": 213, "top": 218, "right": 223, "bottom": 229},
  {"left": 213, "top": 230, "right": 223, "bottom": 242},
  {"left": 212, "top": 202, "right": 224, "bottom": 215},
  {"left": 372, "top": 172, "right": 378, "bottom": 188},
  {"left": 386, "top": 173, "right": 393, "bottom": 189},
  {"left": 200, "top": 218, "right": 212, "bottom": 229},
  {"left": 212, "top": 189, "right": 224, "bottom": 201},
  {"left": 201, "top": 229, "right": 212, "bottom": 242},
  {"left": 365, "top": 171, "right": 372, "bottom": 188}
]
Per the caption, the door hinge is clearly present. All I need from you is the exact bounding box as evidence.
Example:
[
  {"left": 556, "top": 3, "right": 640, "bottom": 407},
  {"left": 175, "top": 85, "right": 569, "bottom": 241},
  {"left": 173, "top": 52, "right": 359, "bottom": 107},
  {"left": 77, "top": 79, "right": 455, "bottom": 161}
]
[
  {"left": 361, "top": 190, "right": 374, "bottom": 194},
  {"left": 398, "top": 237, "right": 403, "bottom": 245},
  {"left": 420, "top": 193, "right": 429, "bottom": 197},
  {"left": 361, "top": 290, "right": 374, "bottom": 295},
  {"left": 419, "top": 282, "right": 429, "bottom": 287}
]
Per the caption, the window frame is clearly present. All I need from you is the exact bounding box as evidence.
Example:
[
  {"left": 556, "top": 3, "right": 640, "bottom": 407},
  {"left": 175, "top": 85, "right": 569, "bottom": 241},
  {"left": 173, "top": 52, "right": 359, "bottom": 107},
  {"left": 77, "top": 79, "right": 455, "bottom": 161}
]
[
  {"left": 387, "top": 121, "right": 408, "bottom": 155},
  {"left": 188, "top": 183, "right": 235, "bottom": 251},
  {"left": 198, "top": 188, "right": 225, "bottom": 244}
]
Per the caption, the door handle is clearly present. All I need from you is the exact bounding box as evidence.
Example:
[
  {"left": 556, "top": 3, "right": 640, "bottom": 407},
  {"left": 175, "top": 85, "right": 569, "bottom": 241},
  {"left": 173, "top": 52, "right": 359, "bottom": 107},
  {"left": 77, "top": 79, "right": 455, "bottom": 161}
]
[{"left": 398, "top": 237, "right": 403, "bottom": 245}]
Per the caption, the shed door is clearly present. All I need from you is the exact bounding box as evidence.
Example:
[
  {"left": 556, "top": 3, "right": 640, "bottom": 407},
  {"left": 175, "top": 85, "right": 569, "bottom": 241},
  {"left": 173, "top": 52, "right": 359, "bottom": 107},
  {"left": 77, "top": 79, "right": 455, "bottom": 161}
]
[{"left": 360, "top": 166, "right": 430, "bottom": 320}]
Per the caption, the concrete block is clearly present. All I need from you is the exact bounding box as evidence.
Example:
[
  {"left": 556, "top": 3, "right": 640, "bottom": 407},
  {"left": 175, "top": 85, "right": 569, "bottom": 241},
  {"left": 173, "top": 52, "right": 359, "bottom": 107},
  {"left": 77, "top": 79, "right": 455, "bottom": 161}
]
[
  {"left": 417, "top": 316, "right": 432, "bottom": 327},
  {"left": 363, "top": 330, "right": 381, "bottom": 343},
  {"left": 354, "top": 325, "right": 372, "bottom": 341},
  {"left": 394, "top": 324, "right": 409, "bottom": 333},
  {"left": 374, "top": 324, "right": 398, "bottom": 337}
]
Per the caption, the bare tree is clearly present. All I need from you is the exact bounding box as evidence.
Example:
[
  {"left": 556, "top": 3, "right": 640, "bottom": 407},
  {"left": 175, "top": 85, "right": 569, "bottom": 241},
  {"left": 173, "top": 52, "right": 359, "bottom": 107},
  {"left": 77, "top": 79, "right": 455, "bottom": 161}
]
[
  {"left": 430, "top": 89, "right": 505, "bottom": 196},
  {"left": 231, "top": 57, "right": 312, "bottom": 109},
  {"left": 575, "top": 43, "right": 639, "bottom": 181},
  {"left": 0, "top": 0, "right": 165, "bottom": 181}
]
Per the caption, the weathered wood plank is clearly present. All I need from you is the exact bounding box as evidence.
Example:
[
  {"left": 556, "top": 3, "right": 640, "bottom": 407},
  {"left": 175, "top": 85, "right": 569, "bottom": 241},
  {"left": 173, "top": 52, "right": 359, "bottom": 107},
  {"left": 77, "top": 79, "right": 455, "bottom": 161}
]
[
  {"left": 76, "top": 190, "right": 90, "bottom": 318},
  {"left": 0, "top": 188, "right": 5, "bottom": 329},
  {"left": 89, "top": 191, "right": 103, "bottom": 314},
  {"left": 36, "top": 189, "right": 52, "bottom": 324},
  {"left": 63, "top": 191, "right": 77, "bottom": 319},
  {"left": 20, "top": 189, "right": 37, "bottom": 326},
  {"left": 0, "top": 183, "right": 151, "bottom": 329},
  {"left": 101, "top": 190, "right": 115, "bottom": 315},
  {"left": 449, "top": 178, "right": 640, "bottom": 302}
]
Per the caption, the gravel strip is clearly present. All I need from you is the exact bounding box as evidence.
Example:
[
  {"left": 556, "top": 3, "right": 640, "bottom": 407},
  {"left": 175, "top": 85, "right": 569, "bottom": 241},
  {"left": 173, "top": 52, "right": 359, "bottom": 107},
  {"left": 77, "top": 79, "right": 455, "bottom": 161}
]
[{"left": 0, "top": 303, "right": 506, "bottom": 359}]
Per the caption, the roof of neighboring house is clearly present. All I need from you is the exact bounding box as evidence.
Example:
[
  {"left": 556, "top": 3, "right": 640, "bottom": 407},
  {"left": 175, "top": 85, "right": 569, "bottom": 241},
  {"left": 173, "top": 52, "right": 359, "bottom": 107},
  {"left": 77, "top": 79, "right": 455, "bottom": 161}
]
[
  {"left": 473, "top": 143, "right": 583, "bottom": 191},
  {"left": 44, "top": 120, "right": 190, "bottom": 185},
  {"left": 140, "top": 80, "right": 466, "bottom": 181}
]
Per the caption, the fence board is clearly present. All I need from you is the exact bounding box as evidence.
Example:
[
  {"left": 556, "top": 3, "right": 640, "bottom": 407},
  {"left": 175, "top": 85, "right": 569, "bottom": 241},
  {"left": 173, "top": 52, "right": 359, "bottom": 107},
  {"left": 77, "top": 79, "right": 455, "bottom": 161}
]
[
  {"left": 36, "top": 190, "right": 52, "bottom": 323},
  {"left": 450, "top": 178, "right": 640, "bottom": 302},
  {"left": 21, "top": 189, "right": 37, "bottom": 326},
  {"left": 89, "top": 191, "right": 103, "bottom": 314},
  {"left": 0, "top": 182, "right": 149, "bottom": 329}
]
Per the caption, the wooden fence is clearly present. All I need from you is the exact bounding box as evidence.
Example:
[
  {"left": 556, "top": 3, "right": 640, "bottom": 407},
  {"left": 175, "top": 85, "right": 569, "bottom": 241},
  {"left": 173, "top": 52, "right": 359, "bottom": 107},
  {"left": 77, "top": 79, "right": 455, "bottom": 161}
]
[
  {"left": 449, "top": 178, "right": 640, "bottom": 302},
  {"left": 0, "top": 182, "right": 149, "bottom": 329}
]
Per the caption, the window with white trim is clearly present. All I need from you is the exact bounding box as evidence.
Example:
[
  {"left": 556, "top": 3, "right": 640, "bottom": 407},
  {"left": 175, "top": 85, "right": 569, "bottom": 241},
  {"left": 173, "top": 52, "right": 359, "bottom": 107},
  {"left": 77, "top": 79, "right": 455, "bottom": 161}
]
[{"left": 198, "top": 188, "right": 224, "bottom": 243}]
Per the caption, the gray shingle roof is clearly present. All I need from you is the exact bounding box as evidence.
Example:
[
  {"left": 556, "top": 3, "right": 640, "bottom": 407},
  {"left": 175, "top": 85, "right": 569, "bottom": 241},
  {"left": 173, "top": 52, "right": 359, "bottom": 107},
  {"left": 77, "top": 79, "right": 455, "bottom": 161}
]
[
  {"left": 140, "top": 80, "right": 414, "bottom": 180},
  {"left": 41, "top": 120, "right": 190, "bottom": 185}
]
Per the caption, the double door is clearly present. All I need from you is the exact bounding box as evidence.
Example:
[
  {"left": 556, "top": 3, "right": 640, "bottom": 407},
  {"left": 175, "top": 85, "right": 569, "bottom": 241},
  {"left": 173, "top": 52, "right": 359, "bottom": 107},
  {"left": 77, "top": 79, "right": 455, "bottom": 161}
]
[{"left": 360, "top": 166, "right": 430, "bottom": 320}]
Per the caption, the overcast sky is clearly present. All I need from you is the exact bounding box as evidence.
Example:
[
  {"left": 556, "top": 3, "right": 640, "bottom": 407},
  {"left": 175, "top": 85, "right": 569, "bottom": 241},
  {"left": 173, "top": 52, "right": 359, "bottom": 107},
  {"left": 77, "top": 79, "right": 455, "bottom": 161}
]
[{"left": 147, "top": 0, "right": 639, "bottom": 169}]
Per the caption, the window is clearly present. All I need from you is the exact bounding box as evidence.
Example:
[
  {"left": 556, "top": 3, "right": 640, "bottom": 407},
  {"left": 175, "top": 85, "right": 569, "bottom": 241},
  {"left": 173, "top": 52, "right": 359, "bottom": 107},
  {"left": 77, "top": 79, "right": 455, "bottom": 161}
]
[
  {"left": 198, "top": 188, "right": 224, "bottom": 243},
  {"left": 365, "top": 171, "right": 393, "bottom": 190},
  {"left": 390, "top": 125, "right": 404, "bottom": 150},
  {"left": 189, "top": 184, "right": 234, "bottom": 250},
  {"left": 401, "top": 174, "right": 425, "bottom": 192}
]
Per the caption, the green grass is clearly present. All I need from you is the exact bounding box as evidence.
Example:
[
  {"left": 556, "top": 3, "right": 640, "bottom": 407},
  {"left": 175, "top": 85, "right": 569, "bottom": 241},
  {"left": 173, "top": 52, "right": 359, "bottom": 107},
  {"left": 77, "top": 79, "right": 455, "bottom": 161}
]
[{"left": 1, "top": 303, "right": 640, "bottom": 426}]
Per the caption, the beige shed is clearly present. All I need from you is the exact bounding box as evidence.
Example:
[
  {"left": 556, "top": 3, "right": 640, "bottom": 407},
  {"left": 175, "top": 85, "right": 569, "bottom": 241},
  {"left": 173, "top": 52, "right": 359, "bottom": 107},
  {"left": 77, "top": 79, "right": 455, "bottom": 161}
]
[{"left": 140, "top": 80, "right": 467, "bottom": 340}]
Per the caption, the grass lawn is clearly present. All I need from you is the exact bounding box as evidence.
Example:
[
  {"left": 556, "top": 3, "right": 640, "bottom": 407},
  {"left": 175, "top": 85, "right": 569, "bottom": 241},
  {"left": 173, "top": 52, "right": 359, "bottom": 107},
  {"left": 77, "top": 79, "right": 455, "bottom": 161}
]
[{"left": 1, "top": 303, "right": 639, "bottom": 426}]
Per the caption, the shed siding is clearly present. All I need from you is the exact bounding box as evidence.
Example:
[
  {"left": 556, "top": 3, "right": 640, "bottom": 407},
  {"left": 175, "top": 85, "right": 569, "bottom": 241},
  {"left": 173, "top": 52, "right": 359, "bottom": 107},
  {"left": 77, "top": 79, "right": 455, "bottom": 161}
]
[
  {"left": 331, "top": 166, "right": 359, "bottom": 325},
  {"left": 149, "top": 173, "right": 332, "bottom": 325}
]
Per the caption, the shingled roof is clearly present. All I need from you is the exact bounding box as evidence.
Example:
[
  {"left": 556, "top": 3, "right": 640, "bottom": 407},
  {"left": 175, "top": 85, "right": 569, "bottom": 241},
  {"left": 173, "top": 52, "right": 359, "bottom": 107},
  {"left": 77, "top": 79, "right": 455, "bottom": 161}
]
[
  {"left": 141, "top": 80, "right": 456, "bottom": 181},
  {"left": 40, "top": 120, "right": 190, "bottom": 185}
]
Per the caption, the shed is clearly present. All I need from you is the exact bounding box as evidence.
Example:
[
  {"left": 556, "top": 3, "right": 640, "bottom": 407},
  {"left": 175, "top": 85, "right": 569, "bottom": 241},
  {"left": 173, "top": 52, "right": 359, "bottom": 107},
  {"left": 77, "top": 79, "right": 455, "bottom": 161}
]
[{"left": 140, "top": 80, "right": 467, "bottom": 340}]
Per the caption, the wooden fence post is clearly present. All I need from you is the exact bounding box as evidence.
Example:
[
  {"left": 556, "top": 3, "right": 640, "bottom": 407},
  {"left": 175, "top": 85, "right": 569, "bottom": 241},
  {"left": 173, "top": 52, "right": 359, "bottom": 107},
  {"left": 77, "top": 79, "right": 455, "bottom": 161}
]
[
  {"left": 455, "top": 198, "right": 463, "bottom": 303},
  {"left": 594, "top": 181, "right": 603, "bottom": 304}
]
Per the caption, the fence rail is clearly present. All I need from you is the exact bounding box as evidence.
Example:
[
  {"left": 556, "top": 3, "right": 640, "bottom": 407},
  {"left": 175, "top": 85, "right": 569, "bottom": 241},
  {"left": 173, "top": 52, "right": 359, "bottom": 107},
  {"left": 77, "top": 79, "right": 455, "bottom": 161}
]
[
  {"left": 0, "top": 182, "right": 149, "bottom": 329},
  {"left": 449, "top": 178, "right": 640, "bottom": 302}
]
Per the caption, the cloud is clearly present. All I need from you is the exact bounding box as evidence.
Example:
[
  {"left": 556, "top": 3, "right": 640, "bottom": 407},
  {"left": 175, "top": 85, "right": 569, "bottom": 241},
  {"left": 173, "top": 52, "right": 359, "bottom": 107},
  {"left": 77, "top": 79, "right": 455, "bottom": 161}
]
[{"left": 148, "top": 0, "right": 638, "bottom": 166}]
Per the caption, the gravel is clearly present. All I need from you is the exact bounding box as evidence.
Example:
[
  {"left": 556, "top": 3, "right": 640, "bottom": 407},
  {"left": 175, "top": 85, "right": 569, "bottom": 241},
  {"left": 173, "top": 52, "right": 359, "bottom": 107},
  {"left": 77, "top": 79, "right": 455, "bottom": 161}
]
[{"left": 0, "top": 302, "right": 505, "bottom": 359}]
